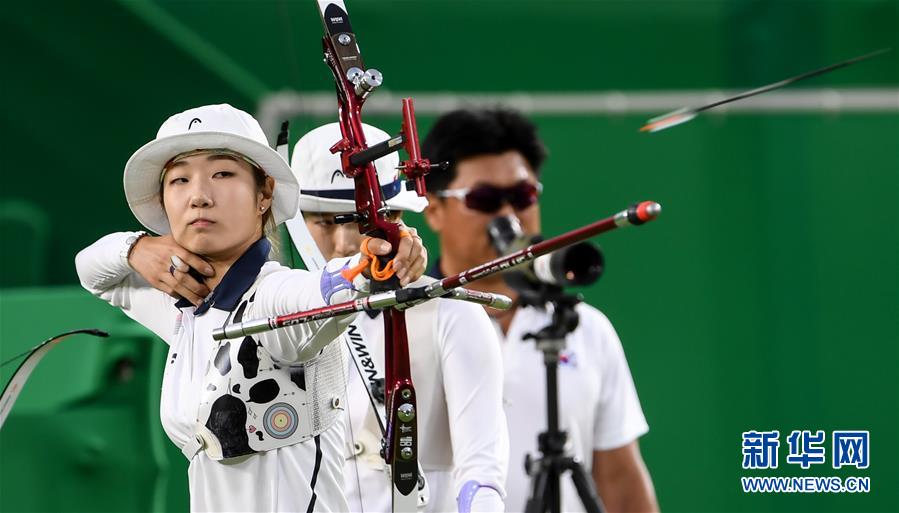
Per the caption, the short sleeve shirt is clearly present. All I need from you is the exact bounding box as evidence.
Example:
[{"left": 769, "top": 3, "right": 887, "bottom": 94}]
[{"left": 499, "top": 302, "right": 649, "bottom": 511}]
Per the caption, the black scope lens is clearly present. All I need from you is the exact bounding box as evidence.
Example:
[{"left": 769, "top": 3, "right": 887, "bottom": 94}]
[
  {"left": 487, "top": 215, "right": 603, "bottom": 288},
  {"left": 542, "top": 242, "right": 604, "bottom": 286}
]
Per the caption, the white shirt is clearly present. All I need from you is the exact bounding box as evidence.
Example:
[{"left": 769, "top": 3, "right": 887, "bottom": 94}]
[
  {"left": 343, "top": 280, "right": 509, "bottom": 513},
  {"left": 75, "top": 232, "right": 367, "bottom": 512},
  {"left": 499, "top": 303, "right": 649, "bottom": 512}
]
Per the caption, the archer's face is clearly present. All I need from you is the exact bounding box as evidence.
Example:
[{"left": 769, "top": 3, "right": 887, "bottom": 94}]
[
  {"left": 303, "top": 212, "right": 365, "bottom": 260},
  {"left": 304, "top": 210, "right": 403, "bottom": 260},
  {"left": 424, "top": 150, "right": 541, "bottom": 275},
  {"left": 162, "top": 154, "right": 272, "bottom": 260}
]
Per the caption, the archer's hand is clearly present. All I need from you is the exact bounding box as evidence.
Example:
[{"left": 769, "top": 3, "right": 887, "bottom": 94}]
[
  {"left": 366, "top": 226, "right": 427, "bottom": 287},
  {"left": 128, "top": 235, "right": 214, "bottom": 306}
]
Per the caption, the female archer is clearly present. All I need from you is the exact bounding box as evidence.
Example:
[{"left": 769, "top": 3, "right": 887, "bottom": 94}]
[
  {"left": 292, "top": 123, "right": 508, "bottom": 513},
  {"left": 75, "top": 103, "right": 426, "bottom": 511}
]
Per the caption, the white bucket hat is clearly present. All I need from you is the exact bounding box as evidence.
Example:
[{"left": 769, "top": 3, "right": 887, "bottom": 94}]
[
  {"left": 123, "top": 103, "right": 299, "bottom": 234},
  {"left": 290, "top": 123, "right": 428, "bottom": 214}
]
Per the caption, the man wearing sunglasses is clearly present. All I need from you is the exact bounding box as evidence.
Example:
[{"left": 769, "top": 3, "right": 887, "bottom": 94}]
[{"left": 422, "top": 108, "right": 658, "bottom": 513}]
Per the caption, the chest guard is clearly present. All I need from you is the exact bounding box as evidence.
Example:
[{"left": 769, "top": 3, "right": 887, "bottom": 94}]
[{"left": 195, "top": 288, "right": 348, "bottom": 460}]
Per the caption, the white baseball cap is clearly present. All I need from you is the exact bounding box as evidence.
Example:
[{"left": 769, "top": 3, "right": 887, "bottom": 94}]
[
  {"left": 290, "top": 123, "right": 428, "bottom": 214},
  {"left": 123, "top": 103, "right": 299, "bottom": 234}
]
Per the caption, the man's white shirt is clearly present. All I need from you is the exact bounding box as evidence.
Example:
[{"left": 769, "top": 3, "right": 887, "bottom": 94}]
[
  {"left": 343, "top": 278, "right": 509, "bottom": 513},
  {"left": 498, "top": 302, "right": 649, "bottom": 512}
]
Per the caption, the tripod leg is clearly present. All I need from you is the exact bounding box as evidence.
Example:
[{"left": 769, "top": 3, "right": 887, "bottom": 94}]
[
  {"left": 548, "top": 466, "right": 561, "bottom": 513},
  {"left": 524, "top": 465, "right": 550, "bottom": 513},
  {"left": 563, "top": 458, "right": 605, "bottom": 513}
]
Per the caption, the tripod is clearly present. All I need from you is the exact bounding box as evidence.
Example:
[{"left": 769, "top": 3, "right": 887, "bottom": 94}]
[{"left": 523, "top": 291, "right": 605, "bottom": 513}]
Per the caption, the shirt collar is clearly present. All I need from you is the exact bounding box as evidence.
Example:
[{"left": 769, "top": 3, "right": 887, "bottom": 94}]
[
  {"left": 426, "top": 256, "right": 445, "bottom": 280},
  {"left": 175, "top": 238, "right": 271, "bottom": 315}
]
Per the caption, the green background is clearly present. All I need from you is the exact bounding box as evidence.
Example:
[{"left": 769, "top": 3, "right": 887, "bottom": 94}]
[{"left": 1, "top": 1, "right": 897, "bottom": 512}]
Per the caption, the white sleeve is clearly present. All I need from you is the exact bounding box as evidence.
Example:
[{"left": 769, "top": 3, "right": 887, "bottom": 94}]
[
  {"left": 585, "top": 306, "right": 649, "bottom": 451},
  {"left": 252, "top": 255, "right": 369, "bottom": 363},
  {"left": 438, "top": 300, "right": 509, "bottom": 512},
  {"left": 74, "top": 232, "right": 175, "bottom": 342}
]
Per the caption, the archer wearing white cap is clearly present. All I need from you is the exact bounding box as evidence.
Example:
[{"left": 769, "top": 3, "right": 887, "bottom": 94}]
[
  {"left": 286, "top": 122, "right": 509, "bottom": 513},
  {"left": 75, "top": 104, "right": 427, "bottom": 512}
]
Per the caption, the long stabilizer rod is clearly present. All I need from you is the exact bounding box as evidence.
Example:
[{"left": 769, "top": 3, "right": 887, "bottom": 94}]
[{"left": 213, "top": 201, "right": 661, "bottom": 341}]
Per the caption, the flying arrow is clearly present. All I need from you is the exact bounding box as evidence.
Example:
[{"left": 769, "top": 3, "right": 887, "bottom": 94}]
[{"left": 641, "top": 48, "right": 892, "bottom": 133}]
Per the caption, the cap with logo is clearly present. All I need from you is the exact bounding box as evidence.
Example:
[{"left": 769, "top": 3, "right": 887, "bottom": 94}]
[
  {"left": 290, "top": 123, "right": 427, "bottom": 214},
  {"left": 123, "top": 103, "right": 299, "bottom": 234}
]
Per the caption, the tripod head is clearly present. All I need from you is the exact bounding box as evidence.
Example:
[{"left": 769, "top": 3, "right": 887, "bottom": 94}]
[{"left": 522, "top": 289, "right": 582, "bottom": 347}]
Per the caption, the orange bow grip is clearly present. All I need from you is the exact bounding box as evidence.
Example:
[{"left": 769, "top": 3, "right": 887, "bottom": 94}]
[{"left": 340, "top": 232, "right": 412, "bottom": 282}]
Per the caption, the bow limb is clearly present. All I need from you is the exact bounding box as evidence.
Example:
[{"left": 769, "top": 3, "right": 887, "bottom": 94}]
[{"left": 0, "top": 329, "right": 109, "bottom": 429}]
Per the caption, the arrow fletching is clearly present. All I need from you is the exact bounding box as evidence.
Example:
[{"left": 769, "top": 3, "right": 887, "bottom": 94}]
[{"left": 639, "top": 108, "right": 698, "bottom": 133}]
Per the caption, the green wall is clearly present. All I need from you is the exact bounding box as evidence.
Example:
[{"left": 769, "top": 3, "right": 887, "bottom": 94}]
[{"left": 2, "top": 1, "right": 897, "bottom": 512}]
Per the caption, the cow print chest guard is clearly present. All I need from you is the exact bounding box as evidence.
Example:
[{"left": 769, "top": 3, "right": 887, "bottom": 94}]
[{"left": 194, "top": 287, "right": 347, "bottom": 460}]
